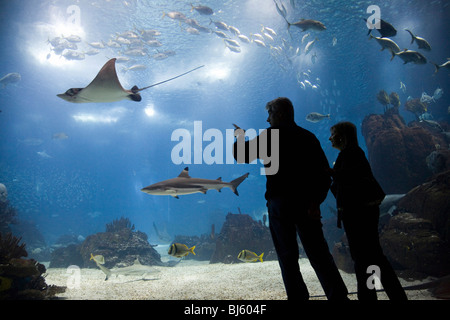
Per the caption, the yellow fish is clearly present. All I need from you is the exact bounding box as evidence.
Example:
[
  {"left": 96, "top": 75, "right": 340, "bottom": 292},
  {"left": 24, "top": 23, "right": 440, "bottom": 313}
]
[
  {"left": 237, "top": 250, "right": 264, "bottom": 263},
  {"left": 168, "top": 243, "right": 196, "bottom": 258}
]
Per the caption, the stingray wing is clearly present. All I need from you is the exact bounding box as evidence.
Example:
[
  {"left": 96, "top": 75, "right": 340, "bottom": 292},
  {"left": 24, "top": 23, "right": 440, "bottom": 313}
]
[{"left": 76, "top": 58, "right": 141, "bottom": 103}]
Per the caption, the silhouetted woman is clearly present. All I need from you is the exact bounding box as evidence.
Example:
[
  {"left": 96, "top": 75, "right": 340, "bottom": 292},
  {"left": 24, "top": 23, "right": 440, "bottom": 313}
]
[{"left": 329, "top": 121, "right": 407, "bottom": 300}]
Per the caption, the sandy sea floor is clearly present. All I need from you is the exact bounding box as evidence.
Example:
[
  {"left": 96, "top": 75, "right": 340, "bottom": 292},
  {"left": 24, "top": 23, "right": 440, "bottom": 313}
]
[{"left": 44, "top": 258, "right": 438, "bottom": 300}]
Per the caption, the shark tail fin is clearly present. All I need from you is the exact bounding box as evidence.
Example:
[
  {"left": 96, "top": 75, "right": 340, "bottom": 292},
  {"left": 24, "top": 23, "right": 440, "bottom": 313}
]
[{"left": 229, "top": 173, "right": 249, "bottom": 196}]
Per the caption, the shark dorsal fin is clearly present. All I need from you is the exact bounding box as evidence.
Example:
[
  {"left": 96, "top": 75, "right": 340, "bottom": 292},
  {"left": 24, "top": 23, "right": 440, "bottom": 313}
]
[
  {"left": 216, "top": 177, "right": 222, "bottom": 181},
  {"left": 178, "top": 167, "right": 191, "bottom": 178}
]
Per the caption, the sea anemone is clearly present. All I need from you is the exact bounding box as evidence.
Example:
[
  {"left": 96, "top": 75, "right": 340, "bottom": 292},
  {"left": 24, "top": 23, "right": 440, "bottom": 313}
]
[
  {"left": 389, "top": 92, "right": 401, "bottom": 108},
  {"left": 376, "top": 90, "right": 390, "bottom": 106},
  {"left": 405, "top": 98, "right": 428, "bottom": 117}
]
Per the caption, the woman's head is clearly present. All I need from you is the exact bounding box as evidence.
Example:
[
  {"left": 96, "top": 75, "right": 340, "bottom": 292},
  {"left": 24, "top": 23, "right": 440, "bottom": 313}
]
[{"left": 329, "top": 121, "right": 358, "bottom": 151}]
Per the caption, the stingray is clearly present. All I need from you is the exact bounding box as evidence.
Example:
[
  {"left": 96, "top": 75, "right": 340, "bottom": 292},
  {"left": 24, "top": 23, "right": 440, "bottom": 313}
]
[{"left": 57, "top": 58, "right": 204, "bottom": 103}]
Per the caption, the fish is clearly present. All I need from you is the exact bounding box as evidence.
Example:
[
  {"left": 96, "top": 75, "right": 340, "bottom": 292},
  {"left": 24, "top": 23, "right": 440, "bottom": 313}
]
[
  {"left": 306, "top": 112, "right": 330, "bottom": 123},
  {"left": 301, "top": 33, "right": 310, "bottom": 44},
  {"left": 304, "top": 37, "right": 318, "bottom": 55},
  {"left": 141, "top": 167, "right": 249, "bottom": 198},
  {"left": 214, "top": 30, "right": 229, "bottom": 39},
  {"left": 405, "top": 29, "right": 431, "bottom": 51},
  {"left": 420, "top": 92, "right": 434, "bottom": 104},
  {"left": 210, "top": 19, "right": 228, "bottom": 31},
  {"left": 229, "top": 26, "right": 241, "bottom": 36},
  {"left": 162, "top": 11, "right": 186, "bottom": 21},
  {"left": 86, "top": 41, "right": 105, "bottom": 49},
  {"left": 62, "top": 50, "right": 85, "bottom": 60},
  {"left": 91, "top": 254, "right": 160, "bottom": 281},
  {"left": 332, "top": 36, "right": 337, "bottom": 46},
  {"left": 237, "top": 250, "right": 264, "bottom": 263},
  {"left": 0, "top": 72, "right": 21, "bottom": 88},
  {"left": 369, "top": 35, "right": 400, "bottom": 54},
  {"left": 37, "top": 151, "right": 52, "bottom": 159},
  {"left": 400, "top": 81, "right": 406, "bottom": 93},
  {"left": 253, "top": 39, "right": 266, "bottom": 48},
  {"left": 191, "top": 4, "right": 214, "bottom": 15},
  {"left": 391, "top": 49, "right": 427, "bottom": 64},
  {"left": 225, "top": 43, "right": 241, "bottom": 53},
  {"left": 122, "top": 64, "right": 147, "bottom": 72},
  {"left": 168, "top": 243, "right": 196, "bottom": 258},
  {"left": 273, "top": 0, "right": 287, "bottom": 19},
  {"left": 186, "top": 27, "right": 200, "bottom": 35},
  {"left": 57, "top": 58, "right": 204, "bottom": 103},
  {"left": 238, "top": 35, "right": 251, "bottom": 44},
  {"left": 365, "top": 18, "right": 397, "bottom": 38},
  {"left": 52, "top": 132, "right": 68, "bottom": 140},
  {"left": 379, "top": 194, "right": 405, "bottom": 217},
  {"left": 286, "top": 19, "right": 326, "bottom": 32},
  {"left": 262, "top": 26, "right": 277, "bottom": 37},
  {"left": 433, "top": 87, "right": 443, "bottom": 100},
  {"left": 431, "top": 59, "right": 450, "bottom": 73}
]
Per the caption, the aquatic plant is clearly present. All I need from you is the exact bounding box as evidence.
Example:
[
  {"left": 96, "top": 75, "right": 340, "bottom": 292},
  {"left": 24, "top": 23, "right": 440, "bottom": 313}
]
[
  {"left": 105, "top": 216, "right": 135, "bottom": 233},
  {"left": 0, "top": 233, "right": 27, "bottom": 264}
]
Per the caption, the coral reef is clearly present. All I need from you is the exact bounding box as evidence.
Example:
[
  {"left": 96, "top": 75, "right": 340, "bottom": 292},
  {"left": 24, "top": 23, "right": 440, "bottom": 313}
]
[
  {"left": 361, "top": 112, "right": 447, "bottom": 193},
  {"left": 0, "top": 233, "right": 65, "bottom": 299},
  {"left": 379, "top": 213, "right": 450, "bottom": 278},
  {"left": 106, "top": 217, "right": 135, "bottom": 233},
  {"left": 332, "top": 169, "right": 450, "bottom": 281},
  {"left": 50, "top": 216, "right": 166, "bottom": 269},
  {"left": 210, "top": 212, "right": 276, "bottom": 264},
  {"left": 397, "top": 170, "right": 450, "bottom": 243}
]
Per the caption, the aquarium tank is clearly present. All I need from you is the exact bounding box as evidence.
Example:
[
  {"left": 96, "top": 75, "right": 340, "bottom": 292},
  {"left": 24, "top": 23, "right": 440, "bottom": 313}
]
[{"left": 0, "top": 0, "right": 449, "bottom": 299}]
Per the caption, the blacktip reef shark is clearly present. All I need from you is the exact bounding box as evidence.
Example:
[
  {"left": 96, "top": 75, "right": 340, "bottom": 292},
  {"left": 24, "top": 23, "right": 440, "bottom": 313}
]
[
  {"left": 57, "top": 58, "right": 204, "bottom": 103},
  {"left": 141, "top": 167, "right": 249, "bottom": 199},
  {"left": 90, "top": 254, "right": 160, "bottom": 281}
]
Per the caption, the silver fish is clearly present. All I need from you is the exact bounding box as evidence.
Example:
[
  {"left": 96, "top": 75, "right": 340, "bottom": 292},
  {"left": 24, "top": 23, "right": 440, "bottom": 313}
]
[{"left": 306, "top": 112, "right": 330, "bottom": 123}]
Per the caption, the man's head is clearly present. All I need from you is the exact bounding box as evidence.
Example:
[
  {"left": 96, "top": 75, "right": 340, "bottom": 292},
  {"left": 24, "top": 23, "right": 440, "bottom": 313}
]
[{"left": 266, "top": 97, "right": 295, "bottom": 127}]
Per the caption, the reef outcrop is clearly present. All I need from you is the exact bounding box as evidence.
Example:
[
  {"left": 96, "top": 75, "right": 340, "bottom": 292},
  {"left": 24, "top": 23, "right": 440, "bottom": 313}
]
[
  {"left": 361, "top": 113, "right": 448, "bottom": 194},
  {"left": 0, "top": 233, "right": 65, "bottom": 299},
  {"left": 210, "top": 212, "right": 276, "bottom": 264},
  {"left": 379, "top": 213, "right": 450, "bottom": 278},
  {"left": 50, "top": 217, "right": 162, "bottom": 269},
  {"left": 332, "top": 170, "right": 450, "bottom": 280}
]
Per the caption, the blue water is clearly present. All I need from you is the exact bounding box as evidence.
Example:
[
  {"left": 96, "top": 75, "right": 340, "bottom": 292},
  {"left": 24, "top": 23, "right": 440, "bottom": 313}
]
[{"left": 0, "top": 0, "right": 449, "bottom": 245}]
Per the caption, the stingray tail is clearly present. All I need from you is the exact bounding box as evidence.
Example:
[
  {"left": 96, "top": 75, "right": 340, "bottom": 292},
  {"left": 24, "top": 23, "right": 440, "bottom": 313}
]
[{"left": 136, "top": 65, "right": 205, "bottom": 92}]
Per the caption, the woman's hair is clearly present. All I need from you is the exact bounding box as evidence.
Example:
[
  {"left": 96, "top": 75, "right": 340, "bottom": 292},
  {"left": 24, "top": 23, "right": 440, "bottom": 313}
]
[
  {"left": 331, "top": 121, "right": 359, "bottom": 148},
  {"left": 265, "top": 97, "right": 295, "bottom": 122}
]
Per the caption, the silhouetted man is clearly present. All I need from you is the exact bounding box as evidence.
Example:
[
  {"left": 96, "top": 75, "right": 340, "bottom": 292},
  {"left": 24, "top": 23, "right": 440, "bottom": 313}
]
[{"left": 233, "top": 97, "right": 348, "bottom": 300}]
